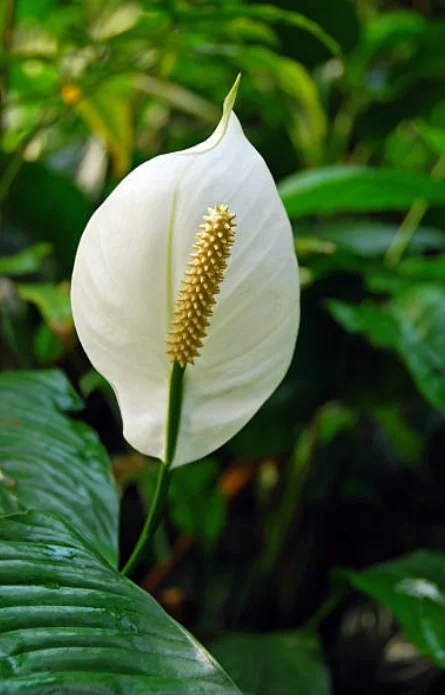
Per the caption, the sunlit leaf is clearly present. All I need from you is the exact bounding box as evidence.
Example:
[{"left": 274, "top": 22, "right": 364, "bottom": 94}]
[
  {"left": 90, "top": 3, "right": 143, "bottom": 40},
  {"left": 74, "top": 78, "right": 133, "bottom": 178}
]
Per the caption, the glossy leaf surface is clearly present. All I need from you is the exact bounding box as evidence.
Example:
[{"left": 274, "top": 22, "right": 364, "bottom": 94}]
[
  {"left": 0, "top": 370, "right": 119, "bottom": 566},
  {"left": 0, "top": 511, "right": 242, "bottom": 694}
]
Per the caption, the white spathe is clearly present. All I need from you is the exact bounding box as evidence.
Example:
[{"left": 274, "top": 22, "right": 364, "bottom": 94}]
[{"left": 71, "top": 110, "right": 300, "bottom": 467}]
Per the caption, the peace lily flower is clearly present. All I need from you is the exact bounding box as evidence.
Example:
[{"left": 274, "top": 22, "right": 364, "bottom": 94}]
[{"left": 71, "top": 77, "right": 300, "bottom": 469}]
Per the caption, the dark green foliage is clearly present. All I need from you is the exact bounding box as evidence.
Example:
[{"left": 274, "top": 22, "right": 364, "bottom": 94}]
[
  {"left": 0, "top": 373, "right": 242, "bottom": 692},
  {"left": 210, "top": 630, "right": 330, "bottom": 694},
  {"left": 0, "top": 370, "right": 119, "bottom": 565},
  {"left": 345, "top": 552, "right": 445, "bottom": 668},
  {"left": 2, "top": 0, "right": 445, "bottom": 692},
  {"left": 0, "top": 511, "right": 241, "bottom": 693},
  {"left": 280, "top": 166, "right": 445, "bottom": 217}
]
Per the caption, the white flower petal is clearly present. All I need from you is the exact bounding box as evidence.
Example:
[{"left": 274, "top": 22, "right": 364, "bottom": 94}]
[{"left": 71, "top": 110, "right": 299, "bottom": 466}]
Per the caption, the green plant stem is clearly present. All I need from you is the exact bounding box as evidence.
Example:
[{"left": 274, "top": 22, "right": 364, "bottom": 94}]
[
  {"left": 122, "top": 459, "right": 171, "bottom": 577},
  {"left": 164, "top": 361, "right": 185, "bottom": 467},
  {"left": 385, "top": 155, "right": 445, "bottom": 267},
  {"left": 122, "top": 361, "right": 185, "bottom": 576}
]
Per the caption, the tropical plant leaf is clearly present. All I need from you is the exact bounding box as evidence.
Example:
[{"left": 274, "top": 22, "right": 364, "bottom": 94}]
[
  {"left": 305, "top": 220, "right": 445, "bottom": 257},
  {"left": 344, "top": 551, "right": 445, "bottom": 669},
  {"left": 0, "top": 510, "right": 242, "bottom": 694},
  {"left": 0, "top": 369, "right": 119, "bottom": 566},
  {"left": 279, "top": 166, "right": 445, "bottom": 218},
  {"left": 326, "top": 284, "right": 445, "bottom": 416}
]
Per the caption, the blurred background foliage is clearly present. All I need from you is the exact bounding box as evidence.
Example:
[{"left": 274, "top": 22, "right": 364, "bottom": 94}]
[{"left": 3, "top": 0, "right": 445, "bottom": 692}]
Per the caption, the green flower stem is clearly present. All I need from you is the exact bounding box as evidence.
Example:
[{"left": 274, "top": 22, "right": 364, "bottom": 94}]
[
  {"left": 385, "top": 155, "right": 445, "bottom": 267},
  {"left": 122, "top": 361, "right": 185, "bottom": 576},
  {"left": 164, "top": 361, "right": 186, "bottom": 467}
]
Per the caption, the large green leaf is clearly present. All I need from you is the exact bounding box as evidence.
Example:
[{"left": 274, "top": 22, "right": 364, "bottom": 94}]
[
  {"left": 307, "top": 220, "right": 445, "bottom": 258},
  {"left": 0, "top": 370, "right": 119, "bottom": 566},
  {"left": 210, "top": 630, "right": 330, "bottom": 695},
  {"left": 0, "top": 510, "right": 242, "bottom": 694},
  {"left": 345, "top": 551, "right": 445, "bottom": 669},
  {"left": 326, "top": 284, "right": 445, "bottom": 415},
  {"left": 279, "top": 166, "right": 445, "bottom": 218}
]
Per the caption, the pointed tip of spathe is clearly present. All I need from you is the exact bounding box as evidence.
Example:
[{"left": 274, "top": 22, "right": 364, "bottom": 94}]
[
  {"left": 193, "top": 75, "right": 242, "bottom": 154},
  {"left": 223, "top": 73, "right": 242, "bottom": 118}
]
